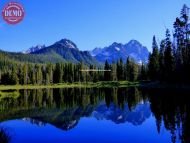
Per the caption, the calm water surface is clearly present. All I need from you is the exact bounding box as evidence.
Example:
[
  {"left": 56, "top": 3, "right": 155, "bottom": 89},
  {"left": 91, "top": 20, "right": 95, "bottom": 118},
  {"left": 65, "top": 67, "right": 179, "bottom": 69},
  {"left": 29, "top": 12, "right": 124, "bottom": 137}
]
[{"left": 0, "top": 88, "right": 189, "bottom": 143}]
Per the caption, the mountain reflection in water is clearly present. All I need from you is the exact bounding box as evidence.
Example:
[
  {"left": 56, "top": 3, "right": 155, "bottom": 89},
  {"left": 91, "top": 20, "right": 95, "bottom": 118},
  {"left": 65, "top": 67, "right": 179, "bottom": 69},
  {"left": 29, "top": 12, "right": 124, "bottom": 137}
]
[{"left": 0, "top": 87, "right": 190, "bottom": 143}]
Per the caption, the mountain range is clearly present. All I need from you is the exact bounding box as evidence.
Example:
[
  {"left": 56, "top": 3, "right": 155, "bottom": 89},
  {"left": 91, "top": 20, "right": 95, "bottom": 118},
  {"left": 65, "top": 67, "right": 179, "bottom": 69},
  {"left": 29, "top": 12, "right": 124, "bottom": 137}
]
[
  {"left": 90, "top": 40, "right": 149, "bottom": 64},
  {"left": 27, "top": 39, "right": 149, "bottom": 64},
  {"left": 0, "top": 39, "right": 97, "bottom": 65},
  {"left": 0, "top": 38, "right": 149, "bottom": 65},
  {"left": 30, "top": 39, "right": 97, "bottom": 65}
]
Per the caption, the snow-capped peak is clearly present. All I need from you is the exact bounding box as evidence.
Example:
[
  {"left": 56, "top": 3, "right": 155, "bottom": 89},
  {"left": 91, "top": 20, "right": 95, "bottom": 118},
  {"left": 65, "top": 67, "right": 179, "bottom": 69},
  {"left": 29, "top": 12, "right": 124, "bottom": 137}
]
[
  {"left": 23, "top": 45, "right": 45, "bottom": 54},
  {"left": 56, "top": 39, "right": 78, "bottom": 50}
]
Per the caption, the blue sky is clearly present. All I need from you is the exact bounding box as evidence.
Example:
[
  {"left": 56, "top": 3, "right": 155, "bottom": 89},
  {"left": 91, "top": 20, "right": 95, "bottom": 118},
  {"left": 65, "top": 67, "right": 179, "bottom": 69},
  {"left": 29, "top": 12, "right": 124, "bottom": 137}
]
[{"left": 0, "top": 0, "right": 190, "bottom": 52}]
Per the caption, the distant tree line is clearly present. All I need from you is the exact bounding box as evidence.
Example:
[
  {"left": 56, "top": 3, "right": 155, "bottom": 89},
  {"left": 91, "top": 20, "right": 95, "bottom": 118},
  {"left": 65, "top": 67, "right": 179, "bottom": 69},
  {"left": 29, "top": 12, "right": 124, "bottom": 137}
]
[
  {"left": 148, "top": 4, "right": 190, "bottom": 83},
  {"left": 0, "top": 56, "right": 144, "bottom": 85}
]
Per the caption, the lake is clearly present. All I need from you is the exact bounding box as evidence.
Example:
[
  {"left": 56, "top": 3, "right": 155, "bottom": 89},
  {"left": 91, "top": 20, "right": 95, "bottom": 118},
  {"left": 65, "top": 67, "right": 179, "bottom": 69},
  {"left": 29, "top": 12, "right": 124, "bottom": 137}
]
[{"left": 0, "top": 87, "right": 189, "bottom": 143}]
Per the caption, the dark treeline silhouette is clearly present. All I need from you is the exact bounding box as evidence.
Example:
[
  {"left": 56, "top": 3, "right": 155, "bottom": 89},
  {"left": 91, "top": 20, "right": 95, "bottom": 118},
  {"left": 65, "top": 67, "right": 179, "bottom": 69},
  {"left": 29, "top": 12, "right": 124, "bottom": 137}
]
[{"left": 148, "top": 4, "right": 190, "bottom": 83}]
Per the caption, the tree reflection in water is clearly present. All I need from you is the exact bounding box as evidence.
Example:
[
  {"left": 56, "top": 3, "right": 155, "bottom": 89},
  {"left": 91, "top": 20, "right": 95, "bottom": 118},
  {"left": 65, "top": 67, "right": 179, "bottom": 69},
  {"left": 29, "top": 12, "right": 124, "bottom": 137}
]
[
  {"left": 0, "top": 127, "right": 11, "bottom": 143},
  {"left": 0, "top": 87, "right": 190, "bottom": 143},
  {"left": 147, "top": 89, "right": 190, "bottom": 143}
]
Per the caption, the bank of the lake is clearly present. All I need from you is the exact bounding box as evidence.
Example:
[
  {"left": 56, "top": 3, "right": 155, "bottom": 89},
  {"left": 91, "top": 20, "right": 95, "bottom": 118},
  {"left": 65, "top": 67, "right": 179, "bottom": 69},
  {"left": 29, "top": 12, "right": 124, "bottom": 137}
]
[
  {"left": 0, "top": 81, "right": 190, "bottom": 91},
  {"left": 0, "top": 81, "right": 140, "bottom": 90}
]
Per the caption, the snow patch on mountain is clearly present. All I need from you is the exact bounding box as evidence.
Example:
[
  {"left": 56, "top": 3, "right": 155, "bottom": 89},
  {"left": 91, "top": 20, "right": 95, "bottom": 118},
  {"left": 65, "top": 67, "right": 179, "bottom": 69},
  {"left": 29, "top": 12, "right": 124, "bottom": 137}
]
[
  {"left": 23, "top": 45, "right": 45, "bottom": 54},
  {"left": 115, "top": 47, "right": 120, "bottom": 51}
]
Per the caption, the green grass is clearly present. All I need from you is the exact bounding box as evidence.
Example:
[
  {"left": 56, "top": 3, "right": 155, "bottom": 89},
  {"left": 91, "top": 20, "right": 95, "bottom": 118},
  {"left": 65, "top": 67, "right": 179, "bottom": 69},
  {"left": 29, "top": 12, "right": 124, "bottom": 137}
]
[{"left": 0, "top": 81, "right": 140, "bottom": 90}]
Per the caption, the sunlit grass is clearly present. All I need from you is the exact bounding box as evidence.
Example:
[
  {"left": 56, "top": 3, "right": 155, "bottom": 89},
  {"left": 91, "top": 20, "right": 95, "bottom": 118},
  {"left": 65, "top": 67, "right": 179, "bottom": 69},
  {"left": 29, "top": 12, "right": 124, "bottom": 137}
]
[{"left": 0, "top": 81, "right": 140, "bottom": 90}]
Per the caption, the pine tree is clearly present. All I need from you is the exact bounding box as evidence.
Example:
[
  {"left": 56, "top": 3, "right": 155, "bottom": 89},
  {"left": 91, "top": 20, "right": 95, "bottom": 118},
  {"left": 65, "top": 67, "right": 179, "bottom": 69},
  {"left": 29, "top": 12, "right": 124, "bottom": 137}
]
[
  {"left": 36, "top": 64, "right": 43, "bottom": 84},
  {"left": 125, "top": 57, "right": 138, "bottom": 81},
  {"left": 23, "top": 64, "right": 28, "bottom": 84},
  {"left": 117, "top": 58, "right": 124, "bottom": 81},
  {"left": 11, "top": 66, "right": 19, "bottom": 85},
  {"left": 140, "top": 63, "right": 147, "bottom": 80},
  {"left": 180, "top": 4, "right": 190, "bottom": 82},
  {"left": 164, "top": 29, "right": 175, "bottom": 81},
  {"left": 31, "top": 66, "right": 36, "bottom": 85},
  {"left": 111, "top": 63, "right": 117, "bottom": 81},
  {"left": 126, "top": 57, "right": 131, "bottom": 81},
  {"left": 148, "top": 36, "right": 160, "bottom": 80},
  {"left": 130, "top": 60, "right": 138, "bottom": 81},
  {"left": 54, "top": 63, "right": 62, "bottom": 83},
  {"left": 159, "top": 40, "right": 165, "bottom": 81},
  {"left": 104, "top": 60, "right": 111, "bottom": 81}
]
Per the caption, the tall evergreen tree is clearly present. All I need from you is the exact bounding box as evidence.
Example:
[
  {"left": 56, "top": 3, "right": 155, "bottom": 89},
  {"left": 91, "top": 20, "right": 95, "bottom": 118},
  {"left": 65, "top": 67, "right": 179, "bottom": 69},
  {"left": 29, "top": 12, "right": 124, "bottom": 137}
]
[
  {"left": 125, "top": 57, "right": 138, "bottom": 81},
  {"left": 104, "top": 60, "right": 111, "bottom": 81},
  {"left": 130, "top": 60, "right": 138, "bottom": 81},
  {"left": 159, "top": 40, "right": 165, "bottom": 81},
  {"left": 111, "top": 63, "right": 117, "bottom": 81},
  {"left": 164, "top": 29, "right": 175, "bottom": 81},
  {"left": 54, "top": 63, "right": 62, "bottom": 83},
  {"left": 125, "top": 57, "right": 131, "bottom": 81},
  {"left": 11, "top": 66, "right": 19, "bottom": 85},
  {"left": 36, "top": 64, "right": 43, "bottom": 84},
  {"left": 148, "top": 36, "right": 159, "bottom": 80},
  {"left": 140, "top": 63, "right": 147, "bottom": 80},
  {"left": 117, "top": 58, "right": 124, "bottom": 81}
]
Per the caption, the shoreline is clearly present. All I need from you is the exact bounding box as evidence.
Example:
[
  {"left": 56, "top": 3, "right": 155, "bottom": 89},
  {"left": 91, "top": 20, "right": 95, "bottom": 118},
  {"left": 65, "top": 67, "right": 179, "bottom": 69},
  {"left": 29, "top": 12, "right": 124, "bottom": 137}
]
[
  {"left": 0, "top": 81, "right": 139, "bottom": 90},
  {"left": 0, "top": 81, "right": 190, "bottom": 90}
]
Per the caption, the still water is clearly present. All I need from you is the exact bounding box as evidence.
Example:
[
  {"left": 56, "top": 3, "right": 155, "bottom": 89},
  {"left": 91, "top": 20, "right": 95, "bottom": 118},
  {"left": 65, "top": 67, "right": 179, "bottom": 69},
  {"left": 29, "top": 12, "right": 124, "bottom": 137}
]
[{"left": 0, "top": 88, "right": 189, "bottom": 143}]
